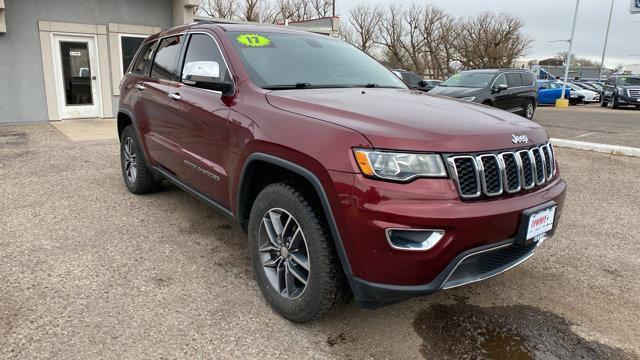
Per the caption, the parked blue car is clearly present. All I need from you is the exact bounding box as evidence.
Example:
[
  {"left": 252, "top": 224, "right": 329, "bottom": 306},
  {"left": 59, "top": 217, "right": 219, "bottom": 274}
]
[{"left": 537, "top": 81, "right": 582, "bottom": 105}]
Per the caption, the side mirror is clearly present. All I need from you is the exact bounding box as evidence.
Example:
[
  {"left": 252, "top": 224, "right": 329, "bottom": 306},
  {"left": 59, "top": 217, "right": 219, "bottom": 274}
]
[
  {"left": 417, "top": 80, "right": 428, "bottom": 88},
  {"left": 182, "top": 61, "right": 233, "bottom": 94},
  {"left": 496, "top": 84, "right": 509, "bottom": 92}
]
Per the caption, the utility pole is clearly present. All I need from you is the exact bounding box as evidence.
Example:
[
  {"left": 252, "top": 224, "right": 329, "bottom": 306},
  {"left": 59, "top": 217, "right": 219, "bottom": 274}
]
[
  {"left": 599, "top": 0, "right": 615, "bottom": 80},
  {"left": 558, "top": 0, "right": 581, "bottom": 107},
  {"left": 332, "top": 0, "right": 336, "bottom": 17}
]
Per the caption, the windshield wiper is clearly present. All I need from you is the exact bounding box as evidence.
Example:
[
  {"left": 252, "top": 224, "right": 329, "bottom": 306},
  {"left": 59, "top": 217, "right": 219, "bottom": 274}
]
[
  {"left": 364, "top": 83, "right": 380, "bottom": 88},
  {"left": 263, "top": 82, "right": 313, "bottom": 90}
]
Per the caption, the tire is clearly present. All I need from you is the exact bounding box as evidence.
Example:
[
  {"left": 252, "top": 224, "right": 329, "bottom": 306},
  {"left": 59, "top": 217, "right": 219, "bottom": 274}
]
[
  {"left": 120, "top": 125, "right": 161, "bottom": 194},
  {"left": 248, "top": 183, "right": 349, "bottom": 323},
  {"left": 523, "top": 100, "right": 536, "bottom": 119},
  {"left": 611, "top": 95, "right": 619, "bottom": 109},
  {"left": 601, "top": 98, "right": 608, "bottom": 107}
]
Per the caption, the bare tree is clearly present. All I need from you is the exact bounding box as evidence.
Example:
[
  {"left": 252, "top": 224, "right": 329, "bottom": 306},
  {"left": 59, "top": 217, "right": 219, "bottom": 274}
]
[
  {"left": 454, "top": 12, "right": 533, "bottom": 69},
  {"left": 378, "top": 4, "right": 407, "bottom": 70},
  {"left": 239, "top": 0, "right": 261, "bottom": 21},
  {"left": 338, "top": 24, "right": 356, "bottom": 46},
  {"left": 311, "top": 0, "right": 332, "bottom": 18},
  {"left": 418, "top": 5, "right": 457, "bottom": 78},
  {"left": 397, "top": 2, "right": 427, "bottom": 74},
  {"left": 199, "top": 0, "right": 238, "bottom": 18},
  {"left": 348, "top": 4, "right": 382, "bottom": 55}
]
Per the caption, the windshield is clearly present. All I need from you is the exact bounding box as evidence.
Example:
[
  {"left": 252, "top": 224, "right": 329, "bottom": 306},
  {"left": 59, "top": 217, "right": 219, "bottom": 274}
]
[
  {"left": 227, "top": 31, "right": 406, "bottom": 89},
  {"left": 619, "top": 77, "right": 640, "bottom": 86},
  {"left": 442, "top": 72, "right": 495, "bottom": 88}
]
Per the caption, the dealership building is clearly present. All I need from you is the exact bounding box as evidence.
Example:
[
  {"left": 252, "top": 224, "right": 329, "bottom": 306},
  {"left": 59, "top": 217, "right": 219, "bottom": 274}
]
[{"left": 0, "top": 0, "right": 338, "bottom": 124}]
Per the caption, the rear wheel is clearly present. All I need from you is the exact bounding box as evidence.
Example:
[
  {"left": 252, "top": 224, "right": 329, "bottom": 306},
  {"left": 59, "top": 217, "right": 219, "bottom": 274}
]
[
  {"left": 523, "top": 100, "right": 536, "bottom": 119},
  {"left": 120, "top": 125, "right": 161, "bottom": 194},
  {"left": 248, "top": 183, "right": 349, "bottom": 323}
]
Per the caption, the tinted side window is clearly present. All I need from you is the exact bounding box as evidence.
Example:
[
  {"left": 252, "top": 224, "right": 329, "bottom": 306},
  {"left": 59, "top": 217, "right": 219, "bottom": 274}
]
[
  {"left": 494, "top": 74, "right": 507, "bottom": 87},
  {"left": 522, "top": 73, "right": 534, "bottom": 86},
  {"left": 121, "top": 36, "right": 146, "bottom": 75},
  {"left": 130, "top": 41, "right": 156, "bottom": 76},
  {"left": 506, "top": 73, "right": 524, "bottom": 87},
  {"left": 181, "top": 33, "right": 231, "bottom": 83},
  {"left": 402, "top": 72, "right": 422, "bottom": 86},
  {"left": 151, "top": 35, "right": 184, "bottom": 81}
]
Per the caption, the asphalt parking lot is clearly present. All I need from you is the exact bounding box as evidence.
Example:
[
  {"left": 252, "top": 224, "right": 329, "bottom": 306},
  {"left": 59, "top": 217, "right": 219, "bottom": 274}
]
[
  {"left": 1, "top": 115, "right": 639, "bottom": 359},
  {"left": 535, "top": 104, "right": 640, "bottom": 148}
]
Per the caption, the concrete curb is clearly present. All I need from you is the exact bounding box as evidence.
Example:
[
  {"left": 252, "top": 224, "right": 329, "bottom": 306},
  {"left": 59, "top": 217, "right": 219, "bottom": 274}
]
[{"left": 550, "top": 138, "right": 640, "bottom": 158}]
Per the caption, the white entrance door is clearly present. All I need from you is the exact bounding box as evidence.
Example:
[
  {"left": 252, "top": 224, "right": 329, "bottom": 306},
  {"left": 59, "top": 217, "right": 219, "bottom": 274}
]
[{"left": 52, "top": 34, "right": 102, "bottom": 119}]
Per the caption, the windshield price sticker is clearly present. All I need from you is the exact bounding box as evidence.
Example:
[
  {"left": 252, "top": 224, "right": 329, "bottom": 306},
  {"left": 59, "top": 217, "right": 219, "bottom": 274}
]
[{"left": 237, "top": 34, "right": 273, "bottom": 48}]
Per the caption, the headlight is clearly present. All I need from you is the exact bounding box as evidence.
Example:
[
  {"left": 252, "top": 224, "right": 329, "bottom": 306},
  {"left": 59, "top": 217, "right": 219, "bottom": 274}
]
[
  {"left": 460, "top": 96, "right": 476, "bottom": 102},
  {"left": 353, "top": 149, "right": 447, "bottom": 181}
]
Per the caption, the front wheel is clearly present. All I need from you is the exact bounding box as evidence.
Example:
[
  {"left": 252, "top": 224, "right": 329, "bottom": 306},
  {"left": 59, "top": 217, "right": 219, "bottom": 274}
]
[
  {"left": 601, "top": 97, "right": 608, "bottom": 107},
  {"left": 611, "top": 95, "right": 620, "bottom": 109},
  {"left": 248, "top": 183, "right": 349, "bottom": 323}
]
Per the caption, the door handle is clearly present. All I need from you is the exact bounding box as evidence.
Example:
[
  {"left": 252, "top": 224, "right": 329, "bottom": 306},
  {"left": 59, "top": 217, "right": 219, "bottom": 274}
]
[
  {"left": 135, "top": 84, "right": 146, "bottom": 91},
  {"left": 168, "top": 93, "right": 182, "bottom": 101}
]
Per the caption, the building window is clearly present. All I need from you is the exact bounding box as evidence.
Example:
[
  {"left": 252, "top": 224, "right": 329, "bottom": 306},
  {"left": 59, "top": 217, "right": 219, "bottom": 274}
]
[{"left": 120, "top": 35, "right": 146, "bottom": 76}]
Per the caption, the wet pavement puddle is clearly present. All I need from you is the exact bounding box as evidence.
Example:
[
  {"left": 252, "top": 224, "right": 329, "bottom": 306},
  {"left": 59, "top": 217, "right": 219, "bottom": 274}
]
[{"left": 412, "top": 297, "right": 636, "bottom": 360}]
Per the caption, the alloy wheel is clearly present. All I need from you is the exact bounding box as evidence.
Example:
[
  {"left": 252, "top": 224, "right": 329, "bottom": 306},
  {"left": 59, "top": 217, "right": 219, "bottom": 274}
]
[
  {"left": 526, "top": 102, "right": 535, "bottom": 119},
  {"left": 258, "top": 208, "right": 310, "bottom": 299},
  {"left": 123, "top": 137, "right": 138, "bottom": 183}
]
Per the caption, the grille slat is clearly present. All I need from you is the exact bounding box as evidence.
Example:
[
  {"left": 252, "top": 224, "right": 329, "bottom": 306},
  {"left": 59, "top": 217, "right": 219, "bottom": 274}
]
[
  {"left": 477, "top": 155, "right": 502, "bottom": 196},
  {"left": 448, "top": 143, "right": 553, "bottom": 199},
  {"left": 500, "top": 153, "right": 520, "bottom": 193},
  {"left": 628, "top": 89, "right": 640, "bottom": 98},
  {"left": 450, "top": 157, "right": 480, "bottom": 197},
  {"left": 531, "top": 148, "right": 545, "bottom": 184},
  {"left": 518, "top": 150, "right": 535, "bottom": 188},
  {"left": 541, "top": 144, "right": 554, "bottom": 179}
]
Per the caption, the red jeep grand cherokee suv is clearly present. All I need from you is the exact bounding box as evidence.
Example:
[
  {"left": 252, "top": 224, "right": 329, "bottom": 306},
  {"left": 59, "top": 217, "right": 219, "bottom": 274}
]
[{"left": 118, "top": 23, "right": 566, "bottom": 322}]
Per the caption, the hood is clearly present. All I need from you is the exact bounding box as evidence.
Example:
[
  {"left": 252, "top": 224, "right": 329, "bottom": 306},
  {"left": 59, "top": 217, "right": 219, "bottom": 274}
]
[
  {"left": 427, "top": 86, "right": 483, "bottom": 98},
  {"left": 266, "top": 88, "right": 548, "bottom": 152}
]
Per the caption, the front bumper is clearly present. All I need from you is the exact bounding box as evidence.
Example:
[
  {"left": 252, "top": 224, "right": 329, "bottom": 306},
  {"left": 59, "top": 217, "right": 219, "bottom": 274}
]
[
  {"left": 327, "top": 171, "right": 566, "bottom": 308},
  {"left": 348, "top": 235, "right": 551, "bottom": 308},
  {"left": 618, "top": 94, "right": 640, "bottom": 105}
]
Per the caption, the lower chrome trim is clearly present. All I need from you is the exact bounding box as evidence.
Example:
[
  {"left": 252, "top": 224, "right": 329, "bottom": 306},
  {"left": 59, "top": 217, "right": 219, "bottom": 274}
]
[{"left": 441, "top": 238, "right": 546, "bottom": 290}]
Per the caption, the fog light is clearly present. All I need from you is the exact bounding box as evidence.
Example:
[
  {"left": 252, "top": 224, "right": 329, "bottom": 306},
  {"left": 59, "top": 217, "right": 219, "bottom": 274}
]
[{"left": 385, "top": 229, "right": 445, "bottom": 251}]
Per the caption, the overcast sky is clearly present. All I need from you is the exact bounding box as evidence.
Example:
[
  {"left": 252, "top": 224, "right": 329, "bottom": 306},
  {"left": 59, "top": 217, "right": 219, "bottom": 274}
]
[{"left": 335, "top": 0, "right": 640, "bottom": 66}]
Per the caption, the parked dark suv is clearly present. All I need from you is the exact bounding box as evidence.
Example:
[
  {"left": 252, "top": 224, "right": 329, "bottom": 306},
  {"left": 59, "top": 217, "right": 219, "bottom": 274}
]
[
  {"left": 601, "top": 75, "right": 640, "bottom": 109},
  {"left": 118, "top": 23, "right": 566, "bottom": 322},
  {"left": 430, "top": 69, "right": 538, "bottom": 119},
  {"left": 392, "top": 69, "right": 441, "bottom": 92}
]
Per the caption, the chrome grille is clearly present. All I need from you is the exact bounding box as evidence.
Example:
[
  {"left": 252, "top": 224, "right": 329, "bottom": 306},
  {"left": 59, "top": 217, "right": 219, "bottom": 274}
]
[
  {"left": 448, "top": 143, "right": 555, "bottom": 199},
  {"left": 628, "top": 89, "right": 640, "bottom": 98}
]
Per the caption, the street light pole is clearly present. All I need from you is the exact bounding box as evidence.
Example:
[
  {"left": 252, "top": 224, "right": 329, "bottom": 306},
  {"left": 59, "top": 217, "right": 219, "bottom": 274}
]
[
  {"left": 599, "top": 0, "right": 615, "bottom": 80},
  {"left": 560, "top": 0, "right": 581, "bottom": 103}
]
